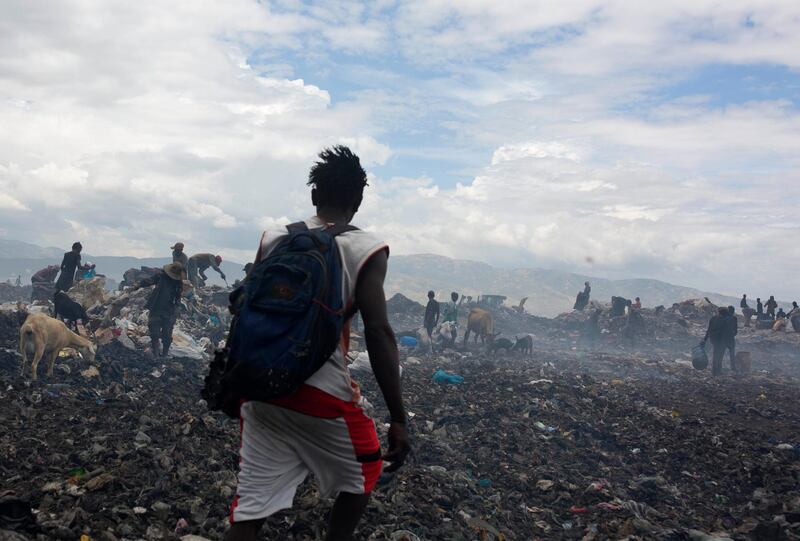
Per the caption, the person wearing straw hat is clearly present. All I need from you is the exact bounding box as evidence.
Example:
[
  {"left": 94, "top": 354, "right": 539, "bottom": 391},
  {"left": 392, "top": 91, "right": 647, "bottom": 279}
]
[{"left": 135, "top": 262, "right": 185, "bottom": 357}]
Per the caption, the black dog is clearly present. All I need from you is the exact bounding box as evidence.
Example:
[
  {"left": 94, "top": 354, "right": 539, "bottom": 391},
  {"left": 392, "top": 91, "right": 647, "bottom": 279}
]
[{"left": 53, "top": 291, "right": 90, "bottom": 331}]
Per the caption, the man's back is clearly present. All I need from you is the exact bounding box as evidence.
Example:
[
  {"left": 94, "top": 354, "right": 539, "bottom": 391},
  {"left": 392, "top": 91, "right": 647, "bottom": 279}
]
[
  {"left": 190, "top": 253, "right": 212, "bottom": 267},
  {"left": 256, "top": 216, "right": 387, "bottom": 402},
  {"left": 225, "top": 146, "right": 408, "bottom": 541},
  {"left": 707, "top": 315, "right": 727, "bottom": 343}
]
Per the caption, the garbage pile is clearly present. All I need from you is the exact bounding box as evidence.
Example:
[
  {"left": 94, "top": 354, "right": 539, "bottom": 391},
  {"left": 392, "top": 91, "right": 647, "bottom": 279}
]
[
  {"left": 386, "top": 293, "right": 424, "bottom": 331},
  {"left": 2, "top": 282, "right": 800, "bottom": 540},
  {"left": 0, "top": 340, "right": 237, "bottom": 541},
  {"left": 351, "top": 350, "right": 800, "bottom": 540},
  {"left": 554, "top": 303, "right": 694, "bottom": 344},
  {"left": 3, "top": 327, "right": 798, "bottom": 540},
  {"left": 9, "top": 274, "right": 233, "bottom": 361},
  {"left": 669, "top": 298, "right": 720, "bottom": 320}
]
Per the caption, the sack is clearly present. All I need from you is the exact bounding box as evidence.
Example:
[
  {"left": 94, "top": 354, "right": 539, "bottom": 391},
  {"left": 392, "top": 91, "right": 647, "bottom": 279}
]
[
  {"left": 217, "top": 222, "right": 356, "bottom": 407},
  {"left": 691, "top": 344, "right": 708, "bottom": 370}
]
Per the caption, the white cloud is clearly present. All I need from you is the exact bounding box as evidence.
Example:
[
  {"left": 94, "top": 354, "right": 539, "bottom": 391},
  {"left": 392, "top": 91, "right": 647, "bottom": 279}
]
[
  {"left": 0, "top": 193, "right": 29, "bottom": 211},
  {"left": 1, "top": 0, "right": 799, "bottom": 301},
  {"left": 492, "top": 142, "right": 583, "bottom": 164}
]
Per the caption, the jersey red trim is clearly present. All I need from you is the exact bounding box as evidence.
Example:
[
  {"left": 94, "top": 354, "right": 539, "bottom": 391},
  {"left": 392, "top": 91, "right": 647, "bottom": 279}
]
[{"left": 266, "top": 384, "right": 361, "bottom": 418}]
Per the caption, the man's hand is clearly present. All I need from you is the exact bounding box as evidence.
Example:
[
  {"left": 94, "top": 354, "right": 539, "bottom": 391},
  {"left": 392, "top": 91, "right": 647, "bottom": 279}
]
[{"left": 382, "top": 421, "right": 410, "bottom": 473}]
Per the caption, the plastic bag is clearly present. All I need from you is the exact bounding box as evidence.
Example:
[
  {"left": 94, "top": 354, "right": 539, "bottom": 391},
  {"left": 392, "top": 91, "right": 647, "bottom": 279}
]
[{"left": 691, "top": 344, "right": 708, "bottom": 370}]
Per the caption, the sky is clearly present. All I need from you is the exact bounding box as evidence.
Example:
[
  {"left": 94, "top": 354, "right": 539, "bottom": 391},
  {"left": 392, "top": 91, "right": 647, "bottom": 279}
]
[{"left": 0, "top": 0, "right": 799, "bottom": 298}]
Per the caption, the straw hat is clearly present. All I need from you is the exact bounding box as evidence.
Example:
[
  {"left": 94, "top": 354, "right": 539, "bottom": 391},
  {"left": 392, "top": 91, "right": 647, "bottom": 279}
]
[{"left": 163, "top": 262, "right": 185, "bottom": 281}]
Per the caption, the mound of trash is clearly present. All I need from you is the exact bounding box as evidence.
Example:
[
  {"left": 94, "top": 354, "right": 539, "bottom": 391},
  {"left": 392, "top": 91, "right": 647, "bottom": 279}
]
[
  {"left": 386, "top": 293, "right": 425, "bottom": 331},
  {"left": 669, "top": 297, "right": 720, "bottom": 320},
  {"left": 2, "top": 341, "right": 799, "bottom": 539}
]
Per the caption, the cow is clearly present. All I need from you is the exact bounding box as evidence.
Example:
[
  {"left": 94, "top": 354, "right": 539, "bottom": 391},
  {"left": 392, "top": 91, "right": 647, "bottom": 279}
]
[
  {"left": 19, "top": 313, "right": 97, "bottom": 380},
  {"left": 464, "top": 308, "right": 495, "bottom": 345},
  {"left": 513, "top": 334, "right": 533, "bottom": 356}
]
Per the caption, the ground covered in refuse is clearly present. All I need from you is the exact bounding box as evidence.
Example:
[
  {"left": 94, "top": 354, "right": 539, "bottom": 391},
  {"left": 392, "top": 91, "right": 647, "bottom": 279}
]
[{"left": 2, "top": 329, "right": 799, "bottom": 540}]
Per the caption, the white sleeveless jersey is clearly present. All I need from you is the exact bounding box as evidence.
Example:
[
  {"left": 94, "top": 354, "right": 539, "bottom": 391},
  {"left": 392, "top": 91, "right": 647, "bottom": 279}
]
[{"left": 257, "top": 216, "right": 388, "bottom": 402}]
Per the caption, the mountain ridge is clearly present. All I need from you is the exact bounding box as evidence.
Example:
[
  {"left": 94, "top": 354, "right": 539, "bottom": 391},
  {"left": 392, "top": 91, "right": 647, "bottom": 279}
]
[{"left": 0, "top": 239, "right": 763, "bottom": 316}]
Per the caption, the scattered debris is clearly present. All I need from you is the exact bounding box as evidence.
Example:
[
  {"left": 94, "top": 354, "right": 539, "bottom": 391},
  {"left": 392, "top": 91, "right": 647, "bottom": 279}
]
[{"left": 0, "top": 287, "right": 798, "bottom": 539}]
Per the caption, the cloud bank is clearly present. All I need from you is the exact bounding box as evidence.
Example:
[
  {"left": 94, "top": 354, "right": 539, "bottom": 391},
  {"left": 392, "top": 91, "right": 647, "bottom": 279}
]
[{"left": 1, "top": 0, "right": 799, "bottom": 298}]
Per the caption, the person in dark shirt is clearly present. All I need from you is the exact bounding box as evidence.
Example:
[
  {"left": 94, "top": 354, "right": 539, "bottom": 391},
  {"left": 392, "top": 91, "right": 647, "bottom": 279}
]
[
  {"left": 765, "top": 296, "right": 778, "bottom": 319},
  {"left": 740, "top": 294, "right": 748, "bottom": 310},
  {"left": 705, "top": 307, "right": 731, "bottom": 376},
  {"left": 756, "top": 298, "right": 763, "bottom": 319},
  {"left": 623, "top": 300, "right": 645, "bottom": 345},
  {"left": 423, "top": 291, "right": 440, "bottom": 350},
  {"left": 55, "top": 242, "right": 93, "bottom": 292},
  {"left": 135, "top": 262, "right": 185, "bottom": 357}
]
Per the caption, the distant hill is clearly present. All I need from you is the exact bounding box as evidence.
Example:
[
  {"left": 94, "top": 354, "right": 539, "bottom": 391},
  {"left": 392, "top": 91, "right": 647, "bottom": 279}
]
[
  {"left": 385, "top": 254, "right": 743, "bottom": 317},
  {"left": 0, "top": 240, "right": 748, "bottom": 316},
  {"left": 0, "top": 239, "right": 64, "bottom": 259}
]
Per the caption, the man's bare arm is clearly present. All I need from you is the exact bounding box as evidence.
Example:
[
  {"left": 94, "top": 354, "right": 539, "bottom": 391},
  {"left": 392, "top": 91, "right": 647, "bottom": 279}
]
[
  {"left": 355, "top": 250, "right": 405, "bottom": 423},
  {"left": 355, "top": 250, "right": 409, "bottom": 472}
]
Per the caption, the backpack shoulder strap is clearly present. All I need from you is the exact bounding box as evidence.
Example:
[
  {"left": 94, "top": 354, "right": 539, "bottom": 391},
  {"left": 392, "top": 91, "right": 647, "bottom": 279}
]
[
  {"left": 286, "top": 222, "right": 309, "bottom": 234},
  {"left": 324, "top": 224, "right": 359, "bottom": 237}
]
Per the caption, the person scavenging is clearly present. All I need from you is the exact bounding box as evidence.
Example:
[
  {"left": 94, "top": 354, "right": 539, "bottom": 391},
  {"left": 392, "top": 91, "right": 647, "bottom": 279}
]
[
  {"left": 225, "top": 145, "right": 410, "bottom": 541},
  {"left": 55, "top": 242, "right": 94, "bottom": 292},
  {"left": 741, "top": 293, "right": 756, "bottom": 327},
  {"left": 133, "top": 262, "right": 185, "bottom": 358},
  {"left": 440, "top": 291, "right": 460, "bottom": 345},
  {"left": 765, "top": 295, "right": 778, "bottom": 319},
  {"left": 187, "top": 253, "right": 226, "bottom": 287}
]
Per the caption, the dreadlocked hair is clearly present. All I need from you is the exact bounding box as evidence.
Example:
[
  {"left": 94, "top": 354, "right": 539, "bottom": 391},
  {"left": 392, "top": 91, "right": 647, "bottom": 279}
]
[{"left": 307, "top": 145, "right": 368, "bottom": 209}]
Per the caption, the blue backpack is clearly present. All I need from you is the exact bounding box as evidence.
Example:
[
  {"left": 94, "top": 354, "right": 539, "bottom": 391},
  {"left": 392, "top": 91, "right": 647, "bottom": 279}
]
[{"left": 222, "top": 222, "right": 357, "bottom": 404}]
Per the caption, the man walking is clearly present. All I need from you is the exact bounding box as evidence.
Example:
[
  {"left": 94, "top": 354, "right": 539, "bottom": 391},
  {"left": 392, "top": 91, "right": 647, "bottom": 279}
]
[
  {"left": 226, "top": 146, "right": 409, "bottom": 541},
  {"left": 135, "top": 262, "right": 184, "bottom": 357},
  {"left": 424, "top": 290, "right": 440, "bottom": 351}
]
